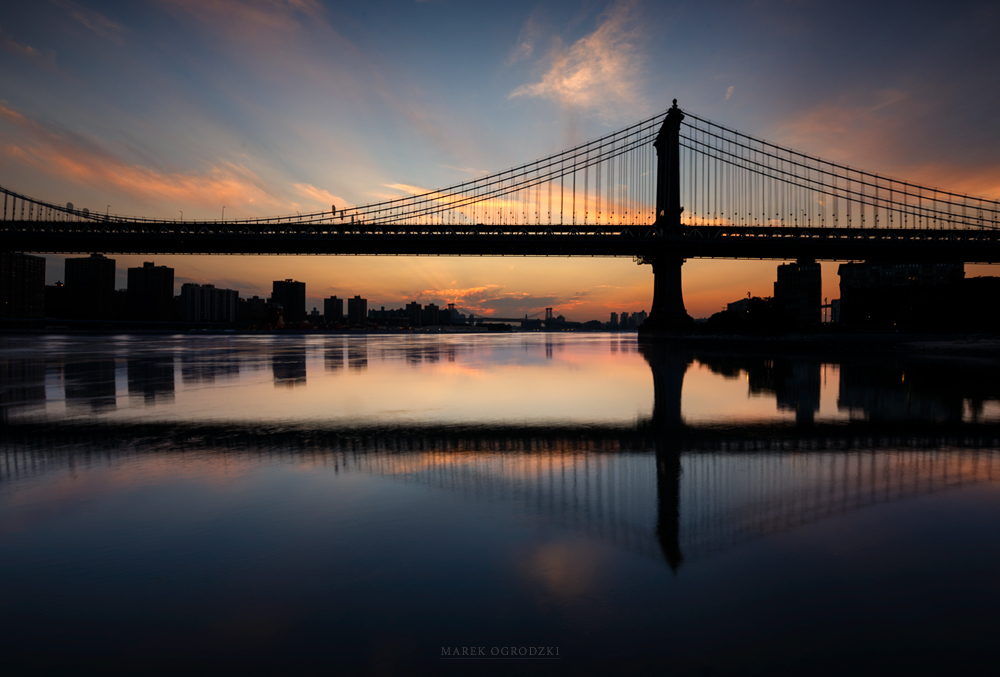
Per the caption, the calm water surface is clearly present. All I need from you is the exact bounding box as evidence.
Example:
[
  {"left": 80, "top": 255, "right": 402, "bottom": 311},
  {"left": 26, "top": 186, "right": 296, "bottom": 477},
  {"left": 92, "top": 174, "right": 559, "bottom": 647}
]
[{"left": 2, "top": 334, "right": 999, "bottom": 675}]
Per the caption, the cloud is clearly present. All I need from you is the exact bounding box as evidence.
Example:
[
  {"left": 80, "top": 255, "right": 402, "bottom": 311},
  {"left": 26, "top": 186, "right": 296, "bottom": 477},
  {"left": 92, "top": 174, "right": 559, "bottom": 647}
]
[
  {"left": 506, "top": 14, "right": 542, "bottom": 66},
  {"left": 0, "top": 103, "right": 288, "bottom": 215},
  {"left": 158, "top": 0, "right": 467, "bottom": 164},
  {"left": 50, "top": 0, "right": 125, "bottom": 44},
  {"left": 509, "top": 0, "right": 647, "bottom": 120},
  {"left": 773, "top": 90, "right": 1000, "bottom": 200},
  {"left": 0, "top": 25, "right": 56, "bottom": 67},
  {"left": 293, "top": 183, "right": 349, "bottom": 210},
  {"left": 726, "top": 85, "right": 734, "bottom": 100},
  {"left": 396, "top": 283, "right": 572, "bottom": 318},
  {"left": 156, "top": 0, "right": 327, "bottom": 40}
]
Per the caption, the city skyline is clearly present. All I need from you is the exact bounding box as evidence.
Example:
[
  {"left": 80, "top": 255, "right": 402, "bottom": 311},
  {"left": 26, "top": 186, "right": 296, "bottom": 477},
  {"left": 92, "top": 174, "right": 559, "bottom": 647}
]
[
  {"left": 3, "top": 0, "right": 999, "bottom": 319},
  {"left": 36, "top": 253, "right": 654, "bottom": 326}
]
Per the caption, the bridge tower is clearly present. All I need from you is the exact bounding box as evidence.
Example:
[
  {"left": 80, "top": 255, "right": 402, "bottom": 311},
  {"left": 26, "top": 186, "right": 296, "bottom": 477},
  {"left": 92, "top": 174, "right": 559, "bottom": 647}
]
[{"left": 640, "top": 100, "right": 693, "bottom": 334}]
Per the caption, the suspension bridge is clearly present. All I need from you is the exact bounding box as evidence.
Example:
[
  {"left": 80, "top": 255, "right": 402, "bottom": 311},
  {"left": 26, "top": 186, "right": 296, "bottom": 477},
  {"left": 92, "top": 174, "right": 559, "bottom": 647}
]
[{"left": 3, "top": 101, "right": 1000, "bottom": 330}]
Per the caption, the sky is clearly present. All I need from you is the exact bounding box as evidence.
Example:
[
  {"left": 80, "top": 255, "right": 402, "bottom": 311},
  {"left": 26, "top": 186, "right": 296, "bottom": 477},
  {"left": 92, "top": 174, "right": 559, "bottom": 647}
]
[{"left": 2, "top": 0, "right": 999, "bottom": 320}]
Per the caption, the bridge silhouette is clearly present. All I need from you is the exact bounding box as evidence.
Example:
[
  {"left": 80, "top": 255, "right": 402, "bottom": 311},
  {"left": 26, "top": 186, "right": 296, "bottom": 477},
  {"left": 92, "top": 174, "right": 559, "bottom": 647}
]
[{"left": 4, "top": 101, "right": 1000, "bottom": 329}]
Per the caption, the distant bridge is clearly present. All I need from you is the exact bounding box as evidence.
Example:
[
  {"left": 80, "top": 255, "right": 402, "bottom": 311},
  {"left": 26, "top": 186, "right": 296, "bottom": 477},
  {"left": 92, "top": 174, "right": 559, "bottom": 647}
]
[{"left": 4, "top": 101, "right": 1000, "bottom": 327}]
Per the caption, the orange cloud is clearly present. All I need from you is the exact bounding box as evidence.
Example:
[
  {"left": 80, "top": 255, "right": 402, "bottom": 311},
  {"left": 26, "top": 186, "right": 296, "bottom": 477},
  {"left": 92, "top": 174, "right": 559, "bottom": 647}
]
[
  {"left": 292, "top": 183, "right": 349, "bottom": 211},
  {"left": 0, "top": 103, "right": 290, "bottom": 216},
  {"left": 773, "top": 92, "right": 1000, "bottom": 201},
  {"left": 509, "top": 0, "right": 648, "bottom": 121},
  {"left": 411, "top": 285, "right": 503, "bottom": 302}
]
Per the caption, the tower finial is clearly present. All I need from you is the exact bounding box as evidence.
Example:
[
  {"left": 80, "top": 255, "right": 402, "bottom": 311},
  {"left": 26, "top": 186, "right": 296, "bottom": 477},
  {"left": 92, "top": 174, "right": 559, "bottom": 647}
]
[{"left": 672, "top": 99, "right": 677, "bottom": 108}]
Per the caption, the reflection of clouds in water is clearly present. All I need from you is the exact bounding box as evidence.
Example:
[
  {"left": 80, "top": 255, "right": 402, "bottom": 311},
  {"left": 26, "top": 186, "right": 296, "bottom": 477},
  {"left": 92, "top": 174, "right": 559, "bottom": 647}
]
[{"left": 520, "top": 541, "right": 606, "bottom": 600}]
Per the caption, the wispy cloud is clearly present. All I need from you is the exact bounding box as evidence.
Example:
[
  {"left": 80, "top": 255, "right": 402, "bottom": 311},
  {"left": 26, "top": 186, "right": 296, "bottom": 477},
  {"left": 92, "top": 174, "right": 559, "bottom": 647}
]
[
  {"left": 725, "top": 85, "right": 734, "bottom": 100},
  {"left": 506, "top": 14, "right": 542, "bottom": 66},
  {"left": 293, "top": 183, "right": 349, "bottom": 210},
  {"left": 509, "top": 0, "right": 647, "bottom": 120},
  {"left": 156, "top": 0, "right": 327, "bottom": 40},
  {"left": 158, "top": 0, "right": 468, "bottom": 165},
  {"left": 0, "top": 103, "right": 288, "bottom": 215},
  {"left": 0, "top": 25, "right": 56, "bottom": 67},
  {"left": 50, "top": 0, "right": 125, "bottom": 44},
  {"left": 771, "top": 90, "right": 1000, "bottom": 199}
]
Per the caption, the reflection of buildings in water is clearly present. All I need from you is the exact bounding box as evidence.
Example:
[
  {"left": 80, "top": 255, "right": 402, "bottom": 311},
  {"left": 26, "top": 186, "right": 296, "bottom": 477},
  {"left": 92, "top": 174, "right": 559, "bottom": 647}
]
[
  {"left": 273, "top": 344, "right": 307, "bottom": 387},
  {"left": 325, "top": 342, "right": 345, "bottom": 371},
  {"left": 180, "top": 348, "right": 240, "bottom": 384},
  {"left": 771, "top": 362, "right": 821, "bottom": 425},
  {"left": 537, "top": 338, "right": 567, "bottom": 360},
  {"left": 348, "top": 340, "right": 367, "bottom": 371},
  {"left": 127, "top": 357, "right": 175, "bottom": 405},
  {"left": 838, "top": 363, "right": 964, "bottom": 423},
  {"left": 690, "top": 353, "right": 822, "bottom": 425},
  {"left": 402, "top": 343, "right": 446, "bottom": 366},
  {"left": 658, "top": 347, "right": 1000, "bottom": 426},
  {"left": 64, "top": 360, "right": 117, "bottom": 413},
  {"left": 0, "top": 356, "right": 46, "bottom": 419}
]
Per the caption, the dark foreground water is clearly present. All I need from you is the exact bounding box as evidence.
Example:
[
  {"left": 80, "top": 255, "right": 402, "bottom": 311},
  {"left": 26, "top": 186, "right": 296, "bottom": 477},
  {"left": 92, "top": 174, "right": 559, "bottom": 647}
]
[{"left": 2, "top": 334, "right": 999, "bottom": 676}]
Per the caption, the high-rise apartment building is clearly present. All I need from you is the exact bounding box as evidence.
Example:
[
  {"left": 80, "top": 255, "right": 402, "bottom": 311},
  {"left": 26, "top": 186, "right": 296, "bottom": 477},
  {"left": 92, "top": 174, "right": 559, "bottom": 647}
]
[
  {"left": 406, "top": 301, "right": 422, "bottom": 326},
  {"left": 127, "top": 261, "right": 174, "bottom": 321},
  {"left": 324, "top": 296, "right": 344, "bottom": 322},
  {"left": 272, "top": 279, "right": 306, "bottom": 322},
  {"left": 65, "top": 253, "right": 115, "bottom": 319},
  {"left": 774, "top": 259, "right": 822, "bottom": 326},
  {"left": 181, "top": 283, "right": 238, "bottom": 323},
  {"left": 347, "top": 295, "right": 367, "bottom": 326},
  {"left": 1, "top": 252, "right": 45, "bottom": 317}
]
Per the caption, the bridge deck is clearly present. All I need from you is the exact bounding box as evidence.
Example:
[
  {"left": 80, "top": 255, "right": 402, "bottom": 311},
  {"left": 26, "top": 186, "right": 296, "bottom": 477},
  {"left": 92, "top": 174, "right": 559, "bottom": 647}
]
[{"left": 5, "top": 221, "right": 1000, "bottom": 262}]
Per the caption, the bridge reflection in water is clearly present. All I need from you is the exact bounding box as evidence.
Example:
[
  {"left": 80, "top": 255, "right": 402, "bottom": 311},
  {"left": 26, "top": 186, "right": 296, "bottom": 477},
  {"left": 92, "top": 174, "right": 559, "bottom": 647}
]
[{"left": 4, "top": 343, "right": 999, "bottom": 575}]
